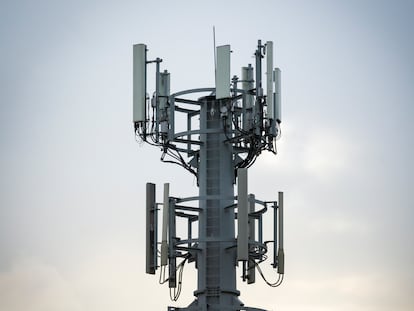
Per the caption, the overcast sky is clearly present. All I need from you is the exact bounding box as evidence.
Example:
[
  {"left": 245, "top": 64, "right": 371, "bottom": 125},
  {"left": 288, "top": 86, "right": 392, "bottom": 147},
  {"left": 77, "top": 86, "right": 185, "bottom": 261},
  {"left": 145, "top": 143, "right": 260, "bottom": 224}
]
[{"left": 1, "top": 0, "right": 413, "bottom": 310}]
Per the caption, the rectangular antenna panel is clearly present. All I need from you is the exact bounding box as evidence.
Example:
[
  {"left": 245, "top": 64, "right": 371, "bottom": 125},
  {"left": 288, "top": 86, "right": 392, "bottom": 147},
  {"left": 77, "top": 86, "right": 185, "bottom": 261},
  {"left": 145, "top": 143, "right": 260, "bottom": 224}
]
[
  {"left": 133, "top": 44, "right": 147, "bottom": 123},
  {"left": 278, "top": 191, "right": 284, "bottom": 274},
  {"left": 266, "top": 41, "right": 274, "bottom": 119},
  {"left": 216, "top": 45, "right": 231, "bottom": 99},
  {"left": 161, "top": 183, "right": 169, "bottom": 266},
  {"left": 274, "top": 68, "right": 281, "bottom": 123},
  {"left": 237, "top": 168, "right": 249, "bottom": 261},
  {"left": 146, "top": 183, "right": 156, "bottom": 274},
  {"left": 168, "top": 197, "right": 177, "bottom": 288}
]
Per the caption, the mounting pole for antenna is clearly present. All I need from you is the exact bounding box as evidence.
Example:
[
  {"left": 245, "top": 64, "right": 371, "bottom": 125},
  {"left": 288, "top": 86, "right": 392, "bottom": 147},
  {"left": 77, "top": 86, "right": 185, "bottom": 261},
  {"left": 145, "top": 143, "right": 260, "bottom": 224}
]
[
  {"left": 213, "top": 26, "right": 217, "bottom": 87},
  {"left": 155, "top": 58, "right": 161, "bottom": 142},
  {"left": 255, "top": 40, "right": 263, "bottom": 135}
]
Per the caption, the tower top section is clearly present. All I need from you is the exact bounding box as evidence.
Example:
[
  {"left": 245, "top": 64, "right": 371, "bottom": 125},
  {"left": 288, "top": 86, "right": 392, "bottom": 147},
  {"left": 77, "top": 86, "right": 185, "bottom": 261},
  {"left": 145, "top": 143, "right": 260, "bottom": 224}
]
[{"left": 133, "top": 40, "right": 282, "bottom": 179}]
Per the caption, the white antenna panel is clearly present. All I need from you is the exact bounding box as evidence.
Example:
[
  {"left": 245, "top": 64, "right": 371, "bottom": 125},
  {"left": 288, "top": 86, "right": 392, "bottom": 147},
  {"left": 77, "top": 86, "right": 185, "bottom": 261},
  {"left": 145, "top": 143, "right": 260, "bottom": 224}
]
[
  {"left": 274, "top": 68, "right": 281, "bottom": 122},
  {"left": 216, "top": 45, "right": 231, "bottom": 99},
  {"left": 237, "top": 168, "right": 249, "bottom": 261},
  {"left": 133, "top": 44, "right": 147, "bottom": 123},
  {"left": 161, "top": 183, "right": 169, "bottom": 266},
  {"left": 266, "top": 41, "right": 274, "bottom": 119}
]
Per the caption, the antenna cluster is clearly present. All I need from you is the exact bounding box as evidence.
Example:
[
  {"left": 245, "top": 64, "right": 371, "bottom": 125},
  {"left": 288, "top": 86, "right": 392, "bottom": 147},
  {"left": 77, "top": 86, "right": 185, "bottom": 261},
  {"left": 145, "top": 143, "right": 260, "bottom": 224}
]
[
  {"left": 133, "top": 39, "right": 285, "bottom": 311},
  {"left": 133, "top": 40, "right": 282, "bottom": 180}
]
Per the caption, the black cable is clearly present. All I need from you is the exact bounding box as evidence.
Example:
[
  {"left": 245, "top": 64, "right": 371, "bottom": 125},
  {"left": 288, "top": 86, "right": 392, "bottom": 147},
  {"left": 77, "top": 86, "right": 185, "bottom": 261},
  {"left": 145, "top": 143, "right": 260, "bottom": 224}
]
[
  {"left": 169, "top": 257, "right": 188, "bottom": 301},
  {"left": 232, "top": 115, "right": 251, "bottom": 136},
  {"left": 159, "top": 265, "right": 169, "bottom": 285},
  {"left": 252, "top": 259, "right": 284, "bottom": 287},
  {"left": 162, "top": 144, "right": 198, "bottom": 178},
  {"left": 223, "top": 117, "right": 232, "bottom": 141}
]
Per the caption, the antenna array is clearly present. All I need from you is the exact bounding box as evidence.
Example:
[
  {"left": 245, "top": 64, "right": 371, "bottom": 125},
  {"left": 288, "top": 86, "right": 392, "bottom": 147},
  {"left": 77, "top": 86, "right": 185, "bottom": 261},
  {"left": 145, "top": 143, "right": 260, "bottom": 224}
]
[{"left": 133, "top": 39, "right": 285, "bottom": 311}]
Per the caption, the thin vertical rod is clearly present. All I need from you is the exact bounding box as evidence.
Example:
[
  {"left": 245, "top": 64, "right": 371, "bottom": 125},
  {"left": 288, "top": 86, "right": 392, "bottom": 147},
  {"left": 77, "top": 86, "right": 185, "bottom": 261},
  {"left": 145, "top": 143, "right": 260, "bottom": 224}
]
[
  {"left": 278, "top": 192, "right": 284, "bottom": 249},
  {"left": 277, "top": 191, "right": 285, "bottom": 274},
  {"left": 188, "top": 218, "right": 192, "bottom": 250},
  {"left": 247, "top": 194, "right": 256, "bottom": 284},
  {"left": 255, "top": 40, "right": 262, "bottom": 97},
  {"left": 273, "top": 200, "right": 278, "bottom": 268},
  {"left": 161, "top": 183, "right": 169, "bottom": 267},
  {"left": 255, "top": 40, "right": 263, "bottom": 135},
  {"left": 155, "top": 58, "right": 161, "bottom": 142},
  {"left": 169, "top": 198, "right": 177, "bottom": 288}
]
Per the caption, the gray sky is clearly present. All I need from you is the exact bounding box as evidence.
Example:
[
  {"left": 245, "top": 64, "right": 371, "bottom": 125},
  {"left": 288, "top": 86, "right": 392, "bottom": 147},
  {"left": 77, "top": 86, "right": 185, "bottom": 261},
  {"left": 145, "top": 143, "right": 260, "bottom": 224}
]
[{"left": 1, "top": 0, "right": 413, "bottom": 310}]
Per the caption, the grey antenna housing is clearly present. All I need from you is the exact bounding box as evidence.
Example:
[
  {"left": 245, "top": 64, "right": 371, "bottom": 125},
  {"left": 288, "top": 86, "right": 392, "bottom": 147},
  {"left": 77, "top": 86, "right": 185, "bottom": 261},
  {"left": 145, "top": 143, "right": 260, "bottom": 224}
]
[{"left": 133, "top": 39, "right": 285, "bottom": 311}]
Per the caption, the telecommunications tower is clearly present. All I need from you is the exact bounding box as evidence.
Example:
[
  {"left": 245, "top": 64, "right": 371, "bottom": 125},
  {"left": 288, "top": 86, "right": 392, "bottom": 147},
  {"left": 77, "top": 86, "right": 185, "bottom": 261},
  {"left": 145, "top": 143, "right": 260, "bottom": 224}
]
[{"left": 133, "top": 39, "right": 285, "bottom": 311}]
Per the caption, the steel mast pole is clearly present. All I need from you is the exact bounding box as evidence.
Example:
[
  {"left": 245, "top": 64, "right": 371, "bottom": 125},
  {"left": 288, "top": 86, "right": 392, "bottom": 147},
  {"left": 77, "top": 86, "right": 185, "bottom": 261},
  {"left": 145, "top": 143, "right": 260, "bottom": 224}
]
[{"left": 193, "top": 96, "right": 239, "bottom": 310}]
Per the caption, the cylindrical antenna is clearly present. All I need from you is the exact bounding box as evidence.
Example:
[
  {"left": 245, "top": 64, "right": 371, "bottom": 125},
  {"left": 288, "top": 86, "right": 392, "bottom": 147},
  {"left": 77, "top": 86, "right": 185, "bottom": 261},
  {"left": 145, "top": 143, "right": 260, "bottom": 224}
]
[{"left": 161, "top": 183, "right": 169, "bottom": 266}]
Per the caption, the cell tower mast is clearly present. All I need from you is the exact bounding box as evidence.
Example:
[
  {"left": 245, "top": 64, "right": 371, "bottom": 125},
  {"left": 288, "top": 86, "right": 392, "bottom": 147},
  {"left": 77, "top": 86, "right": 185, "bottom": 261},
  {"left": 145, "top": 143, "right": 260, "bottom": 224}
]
[{"left": 133, "top": 39, "right": 284, "bottom": 311}]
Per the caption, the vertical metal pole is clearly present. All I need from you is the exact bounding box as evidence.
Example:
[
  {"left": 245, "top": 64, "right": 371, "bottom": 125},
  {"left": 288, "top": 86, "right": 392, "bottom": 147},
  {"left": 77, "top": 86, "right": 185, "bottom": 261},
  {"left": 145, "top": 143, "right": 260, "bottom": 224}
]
[
  {"left": 168, "top": 97, "right": 175, "bottom": 141},
  {"left": 237, "top": 168, "right": 249, "bottom": 261},
  {"left": 277, "top": 191, "right": 285, "bottom": 274},
  {"left": 161, "top": 183, "right": 169, "bottom": 267},
  {"left": 273, "top": 200, "right": 278, "bottom": 269},
  {"left": 169, "top": 198, "right": 177, "bottom": 288},
  {"left": 188, "top": 218, "right": 192, "bottom": 250},
  {"left": 194, "top": 96, "right": 238, "bottom": 310},
  {"left": 278, "top": 192, "right": 284, "bottom": 250},
  {"left": 255, "top": 40, "right": 262, "bottom": 98},
  {"left": 255, "top": 40, "right": 263, "bottom": 135},
  {"left": 155, "top": 58, "right": 161, "bottom": 142},
  {"left": 187, "top": 114, "right": 192, "bottom": 154},
  {"left": 247, "top": 194, "right": 256, "bottom": 284},
  {"left": 259, "top": 215, "right": 263, "bottom": 249}
]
